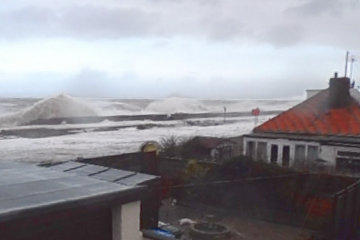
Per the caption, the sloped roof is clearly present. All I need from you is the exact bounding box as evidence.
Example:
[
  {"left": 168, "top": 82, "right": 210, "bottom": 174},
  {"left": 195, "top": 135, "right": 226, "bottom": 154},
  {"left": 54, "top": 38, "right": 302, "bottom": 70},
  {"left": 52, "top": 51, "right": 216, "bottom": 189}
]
[
  {"left": 254, "top": 89, "right": 360, "bottom": 137},
  {"left": 0, "top": 161, "right": 142, "bottom": 223},
  {"left": 48, "top": 161, "right": 159, "bottom": 185}
]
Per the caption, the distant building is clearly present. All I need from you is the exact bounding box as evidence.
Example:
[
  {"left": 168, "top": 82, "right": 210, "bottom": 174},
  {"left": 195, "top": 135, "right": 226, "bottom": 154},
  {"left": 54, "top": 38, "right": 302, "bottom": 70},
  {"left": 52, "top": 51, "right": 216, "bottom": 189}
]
[
  {"left": 183, "top": 136, "right": 235, "bottom": 162},
  {"left": 305, "top": 89, "right": 322, "bottom": 99},
  {"left": 0, "top": 161, "right": 159, "bottom": 240},
  {"left": 243, "top": 74, "right": 360, "bottom": 173},
  {"left": 229, "top": 136, "right": 243, "bottom": 157}
]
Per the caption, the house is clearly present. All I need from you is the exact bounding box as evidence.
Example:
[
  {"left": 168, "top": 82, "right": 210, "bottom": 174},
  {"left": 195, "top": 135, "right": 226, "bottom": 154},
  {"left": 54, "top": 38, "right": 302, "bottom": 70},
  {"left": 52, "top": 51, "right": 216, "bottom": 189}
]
[
  {"left": 243, "top": 73, "right": 360, "bottom": 173},
  {"left": 0, "top": 161, "right": 159, "bottom": 240},
  {"left": 183, "top": 136, "right": 235, "bottom": 162}
]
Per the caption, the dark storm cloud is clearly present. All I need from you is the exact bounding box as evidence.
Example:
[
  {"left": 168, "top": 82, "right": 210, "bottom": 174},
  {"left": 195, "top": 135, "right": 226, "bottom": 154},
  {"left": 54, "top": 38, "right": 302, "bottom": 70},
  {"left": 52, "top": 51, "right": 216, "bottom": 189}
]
[
  {"left": 287, "top": 0, "right": 356, "bottom": 17},
  {"left": 0, "top": 3, "right": 254, "bottom": 41},
  {"left": 0, "top": 5, "right": 159, "bottom": 38},
  {"left": 262, "top": 24, "right": 304, "bottom": 47},
  {"left": 0, "top": 6, "right": 54, "bottom": 38},
  {"left": 205, "top": 17, "right": 244, "bottom": 41},
  {"left": 283, "top": 0, "right": 360, "bottom": 48},
  {"left": 0, "top": 0, "right": 359, "bottom": 47},
  {"left": 61, "top": 6, "right": 159, "bottom": 38}
]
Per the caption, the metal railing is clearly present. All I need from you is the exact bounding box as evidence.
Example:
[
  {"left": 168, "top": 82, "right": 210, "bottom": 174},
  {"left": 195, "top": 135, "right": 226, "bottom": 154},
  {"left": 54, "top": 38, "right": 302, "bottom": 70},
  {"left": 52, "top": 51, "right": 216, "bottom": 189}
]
[{"left": 332, "top": 179, "right": 360, "bottom": 240}]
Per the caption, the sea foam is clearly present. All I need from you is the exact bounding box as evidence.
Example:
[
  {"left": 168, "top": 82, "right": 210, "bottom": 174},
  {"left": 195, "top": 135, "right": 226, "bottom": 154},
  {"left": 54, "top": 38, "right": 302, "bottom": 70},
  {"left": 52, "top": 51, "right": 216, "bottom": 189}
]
[{"left": 145, "top": 97, "right": 209, "bottom": 114}]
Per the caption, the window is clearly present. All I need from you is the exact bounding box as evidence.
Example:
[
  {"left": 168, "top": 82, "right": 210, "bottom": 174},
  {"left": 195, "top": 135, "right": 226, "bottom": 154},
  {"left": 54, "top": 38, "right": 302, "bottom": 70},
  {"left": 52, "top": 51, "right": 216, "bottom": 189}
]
[
  {"left": 270, "top": 145, "right": 278, "bottom": 164},
  {"left": 338, "top": 151, "right": 360, "bottom": 158},
  {"left": 294, "top": 145, "right": 305, "bottom": 168},
  {"left": 307, "top": 146, "right": 319, "bottom": 162},
  {"left": 336, "top": 158, "right": 360, "bottom": 173},
  {"left": 336, "top": 150, "right": 360, "bottom": 173},
  {"left": 282, "top": 146, "right": 290, "bottom": 167},
  {"left": 246, "top": 141, "right": 255, "bottom": 160},
  {"left": 257, "top": 142, "right": 267, "bottom": 162}
]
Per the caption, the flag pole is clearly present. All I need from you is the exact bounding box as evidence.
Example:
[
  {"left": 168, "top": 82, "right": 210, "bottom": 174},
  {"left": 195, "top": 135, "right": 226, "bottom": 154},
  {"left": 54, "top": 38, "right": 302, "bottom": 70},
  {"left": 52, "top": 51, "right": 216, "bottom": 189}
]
[
  {"left": 345, "top": 51, "right": 349, "bottom": 77},
  {"left": 350, "top": 57, "right": 354, "bottom": 80}
]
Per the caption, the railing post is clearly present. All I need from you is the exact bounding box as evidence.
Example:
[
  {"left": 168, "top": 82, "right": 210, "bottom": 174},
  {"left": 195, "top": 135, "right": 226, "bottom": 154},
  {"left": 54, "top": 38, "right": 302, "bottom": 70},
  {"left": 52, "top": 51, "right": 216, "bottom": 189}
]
[
  {"left": 332, "top": 193, "right": 339, "bottom": 240},
  {"left": 343, "top": 188, "right": 349, "bottom": 239},
  {"left": 349, "top": 186, "right": 356, "bottom": 238},
  {"left": 354, "top": 182, "right": 360, "bottom": 238}
]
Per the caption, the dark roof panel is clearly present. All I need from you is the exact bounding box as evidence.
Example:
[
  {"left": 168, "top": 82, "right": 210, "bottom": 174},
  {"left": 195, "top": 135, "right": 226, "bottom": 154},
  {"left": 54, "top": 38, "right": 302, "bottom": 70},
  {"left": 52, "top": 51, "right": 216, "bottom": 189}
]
[
  {"left": 64, "top": 164, "right": 109, "bottom": 176},
  {"left": 48, "top": 161, "right": 86, "bottom": 171},
  {"left": 116, "top": 173, "right": 158, "bottom": 186},
  {"left": 0, "top": 161, "right": 139, "bottom": 222},
  {"left": 91, "top": 168, "right": 135, "bottom": 182},
  {"left": 48, "top": 161, "right": 159, "bottom": 186}
]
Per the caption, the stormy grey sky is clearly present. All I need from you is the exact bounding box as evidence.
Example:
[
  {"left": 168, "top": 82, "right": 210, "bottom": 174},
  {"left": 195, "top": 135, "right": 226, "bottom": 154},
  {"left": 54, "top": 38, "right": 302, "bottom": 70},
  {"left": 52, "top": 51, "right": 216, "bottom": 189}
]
[{"left": 0, "top": 0, "right": 359, "bottom": 99}]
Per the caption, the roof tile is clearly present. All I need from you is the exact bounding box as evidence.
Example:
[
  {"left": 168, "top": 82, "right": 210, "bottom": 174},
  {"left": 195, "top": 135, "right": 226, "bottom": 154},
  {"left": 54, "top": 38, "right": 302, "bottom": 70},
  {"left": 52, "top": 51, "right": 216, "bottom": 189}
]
[{"left": 254, "top": 89, "right": 360, "bottom": 137}]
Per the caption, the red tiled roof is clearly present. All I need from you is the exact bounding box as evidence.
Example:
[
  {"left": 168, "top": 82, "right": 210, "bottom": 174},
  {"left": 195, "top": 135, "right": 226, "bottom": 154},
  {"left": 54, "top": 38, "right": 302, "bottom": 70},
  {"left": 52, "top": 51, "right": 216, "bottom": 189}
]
[{"left": 254, "top": 89, "right": 360, "bottom": 137}]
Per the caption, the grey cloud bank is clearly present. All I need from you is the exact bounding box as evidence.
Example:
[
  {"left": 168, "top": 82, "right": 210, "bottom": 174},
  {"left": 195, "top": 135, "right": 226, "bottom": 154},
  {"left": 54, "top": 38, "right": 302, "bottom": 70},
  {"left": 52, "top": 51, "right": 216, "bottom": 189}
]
[
  {"left": 0, "top": 0, "right": 359, "bottom": 99},
  {"left": 0, "top": 0, "right": 358, "bottom": 47}
]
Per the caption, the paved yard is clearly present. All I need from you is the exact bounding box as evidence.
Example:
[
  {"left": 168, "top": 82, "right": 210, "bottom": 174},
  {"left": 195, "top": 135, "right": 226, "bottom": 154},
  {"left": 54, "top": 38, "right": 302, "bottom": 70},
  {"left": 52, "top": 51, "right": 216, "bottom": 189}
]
[{"left": 159, "top": 199, "right": 314, "bottom": 240}]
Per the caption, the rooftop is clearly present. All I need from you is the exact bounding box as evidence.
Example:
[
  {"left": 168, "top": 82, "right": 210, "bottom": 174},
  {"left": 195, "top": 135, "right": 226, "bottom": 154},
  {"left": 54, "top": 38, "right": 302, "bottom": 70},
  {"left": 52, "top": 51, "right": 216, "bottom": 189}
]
[
  {"left": 0, "top": 161, "right": 157, "bottom": 223},
  {"left": 47, "top": 161, "right": 158, "bottom": 185},
  {"left": 254, "top": 76, "right": 360, "bottom": 137},
  {"left": 193, "top": 136, "right": 234, "bottom": 149}
]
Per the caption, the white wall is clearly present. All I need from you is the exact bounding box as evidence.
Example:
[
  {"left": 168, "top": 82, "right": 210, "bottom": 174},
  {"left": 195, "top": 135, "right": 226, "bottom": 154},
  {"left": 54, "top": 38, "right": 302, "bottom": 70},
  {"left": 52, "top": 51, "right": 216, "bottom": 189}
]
[
  {"left": 319, "top": 145, "right": 336, "bottom": 165},
  {"left": 112, "top": 201, "right": 142, "bottom": 240},
  {"left": 244, "top": 136, "right": 360, "bottom": 170},
  {"left": 320, "top": 145, "right": 360, "bottom": 166},
  {"left": 243, "top": 136, "right": 320, "bottom": 167}
]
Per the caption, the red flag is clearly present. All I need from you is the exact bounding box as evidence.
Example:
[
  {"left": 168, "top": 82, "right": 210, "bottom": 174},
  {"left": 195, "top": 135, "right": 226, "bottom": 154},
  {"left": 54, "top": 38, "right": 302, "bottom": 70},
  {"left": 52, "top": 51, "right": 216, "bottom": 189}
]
[{"left": 251, "top": 107, "right": 260, "bottom": 116}]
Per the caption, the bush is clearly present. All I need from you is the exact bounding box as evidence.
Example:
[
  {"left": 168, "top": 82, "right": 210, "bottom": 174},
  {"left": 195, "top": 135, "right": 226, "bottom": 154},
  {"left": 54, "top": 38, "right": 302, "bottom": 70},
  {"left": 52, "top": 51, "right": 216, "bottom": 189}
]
[
  {"left": 160, "top": 135, "right": 180, "bottom": 157},
  {"left": 160, "top": 135, "right": 195, "bottom": 158}
]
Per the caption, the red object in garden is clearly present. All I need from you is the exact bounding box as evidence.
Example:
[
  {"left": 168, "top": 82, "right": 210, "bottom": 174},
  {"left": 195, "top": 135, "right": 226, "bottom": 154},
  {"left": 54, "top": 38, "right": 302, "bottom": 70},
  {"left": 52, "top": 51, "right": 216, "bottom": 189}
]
[{"left": 306, "top": 196, "right": 333, "bottom": 217}]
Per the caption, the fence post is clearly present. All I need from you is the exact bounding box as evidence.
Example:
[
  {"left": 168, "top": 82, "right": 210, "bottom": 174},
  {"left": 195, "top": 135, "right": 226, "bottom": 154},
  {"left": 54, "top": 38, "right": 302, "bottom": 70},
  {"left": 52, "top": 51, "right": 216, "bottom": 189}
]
[
  {"left": 354, "top": 182, "right": 360, "bottom": 238},
  {"left": 332, "top": 194, "right": 339, "bottom": 240},
  {"left": 343, "top": 188, "right": 349, "bottom": 239},
  {"left": 351, "top": 186, "right": 357, "bottom": 238}
]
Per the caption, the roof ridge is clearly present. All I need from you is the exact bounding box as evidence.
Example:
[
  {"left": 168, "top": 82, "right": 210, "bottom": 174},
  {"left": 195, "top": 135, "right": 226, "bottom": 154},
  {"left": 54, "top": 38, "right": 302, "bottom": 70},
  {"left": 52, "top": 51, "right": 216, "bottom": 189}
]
[{"left": 254, "top": 89, "right": 328, "bottom": 133}]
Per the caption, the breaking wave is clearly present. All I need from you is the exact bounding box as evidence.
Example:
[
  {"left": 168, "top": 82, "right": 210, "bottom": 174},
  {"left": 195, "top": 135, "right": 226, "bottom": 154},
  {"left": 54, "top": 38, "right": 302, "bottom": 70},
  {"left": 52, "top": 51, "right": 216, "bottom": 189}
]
[
  {"left": 145, "top": 97, "right": 209, "bottom": 114},
  {"left": 0, "top": 94, "right": 98, "bottom": 126},
  {"left": 94, "top": 101, "right": 143, "bottom": 116}
]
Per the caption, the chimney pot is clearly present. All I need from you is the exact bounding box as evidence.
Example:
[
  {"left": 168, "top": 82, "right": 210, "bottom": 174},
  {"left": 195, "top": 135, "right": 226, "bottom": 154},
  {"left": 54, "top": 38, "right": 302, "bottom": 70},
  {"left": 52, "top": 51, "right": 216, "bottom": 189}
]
[{"left": 329, "top": 75, "right": 351, "bottom": 108}]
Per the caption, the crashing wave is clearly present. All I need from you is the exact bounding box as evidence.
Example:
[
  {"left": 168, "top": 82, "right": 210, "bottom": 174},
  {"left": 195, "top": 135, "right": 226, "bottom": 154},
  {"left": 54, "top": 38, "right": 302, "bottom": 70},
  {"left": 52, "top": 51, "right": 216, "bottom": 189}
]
[
  {"left": 0, "top": 94, "right": 98, "bottom": 126},
  {"left": 94, "top": 101, "right": 142, "bottom": 116},
  {"left": 145, "top": 97, "right": 209, "bottom": 114}
]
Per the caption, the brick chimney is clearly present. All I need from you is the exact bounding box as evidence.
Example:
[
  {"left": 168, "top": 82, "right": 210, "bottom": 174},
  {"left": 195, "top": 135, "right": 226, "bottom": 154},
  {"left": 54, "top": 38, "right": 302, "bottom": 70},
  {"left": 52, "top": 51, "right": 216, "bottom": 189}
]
[{"left": 329, "top": 72, "right": 351, "bottom": 108}]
